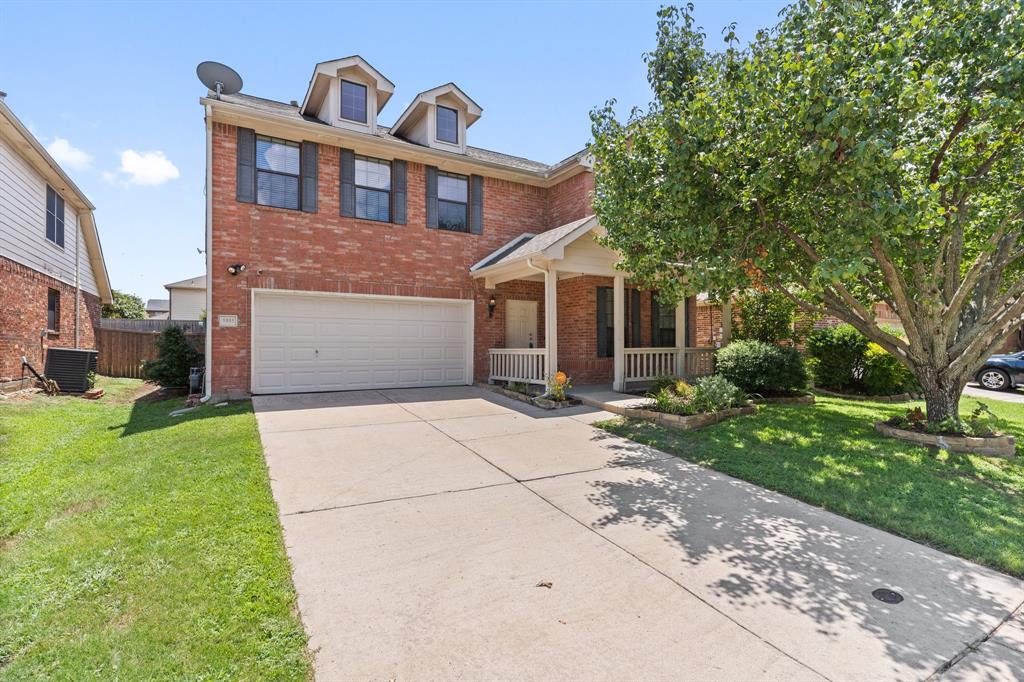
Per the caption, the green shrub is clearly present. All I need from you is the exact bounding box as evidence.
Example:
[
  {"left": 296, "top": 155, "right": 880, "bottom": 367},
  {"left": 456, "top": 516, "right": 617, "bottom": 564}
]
[
  {"left": 648, "top": 373, "right": 678, "bottom": 395},
  {"left": 142, "top": 326, "right": 202, "bottom": 388},
  {"left": 862, "top": 343, "right": 916, "bottom": 395},
  {"left": 734, "top": 290, "right": 798, "bottom": 344},
  {"left": 715, "top": 340, "right": 807, "bottom": 394},
  {"left": 805, "top": 324, "right": 868, "bottom": 390},
  {"left": 692, "top": 375, "right": 746, "bottom": 412},
  {"left": 651, "top": 386, "right": 697, "bottom": 415}
]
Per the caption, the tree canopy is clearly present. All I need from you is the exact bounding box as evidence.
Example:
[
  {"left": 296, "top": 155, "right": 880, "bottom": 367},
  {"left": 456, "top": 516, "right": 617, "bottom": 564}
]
[
  {"left": 102, "top": 290, "right": 147, "bottom": 319},
  {"left": 590, "top": 0, "right": 1024, "bottom": 420}
]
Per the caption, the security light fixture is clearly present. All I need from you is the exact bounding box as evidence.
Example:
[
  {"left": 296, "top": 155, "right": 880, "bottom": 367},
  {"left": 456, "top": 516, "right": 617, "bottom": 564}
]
[
  {"left": 227, "top": 263, "right": 246, "bottom": 276},
  {"left": 488, "top": 294, "right": 497, "bottom": 318}
]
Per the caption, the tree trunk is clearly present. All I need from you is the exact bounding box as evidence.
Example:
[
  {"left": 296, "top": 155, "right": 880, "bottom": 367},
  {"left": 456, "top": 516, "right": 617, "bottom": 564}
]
[{"left": 916, "top": 367, "right": 965, "bottom": 424}]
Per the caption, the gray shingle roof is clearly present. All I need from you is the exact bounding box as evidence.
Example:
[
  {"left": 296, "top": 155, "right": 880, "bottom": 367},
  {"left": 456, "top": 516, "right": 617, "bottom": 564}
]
[
  {"left": 471, "top": 215, "right": 597, "bottom": 271},
  {"left": 146, "top": 299, "right": 170, "bottom": 312},
  {"left": 215, "top": 92, "right": 581, "bottom": 176}
]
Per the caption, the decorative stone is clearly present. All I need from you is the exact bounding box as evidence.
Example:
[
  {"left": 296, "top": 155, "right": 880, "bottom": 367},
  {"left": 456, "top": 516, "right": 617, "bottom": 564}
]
[
  {"left": 874, "top": 422, "right": 1016, "bottom": 458},
  {"left": 753, "top": 394, "right": 816, "bottom": 405},
  {"left": 815, "top": 388, "right": 914, "bottom": 403}
]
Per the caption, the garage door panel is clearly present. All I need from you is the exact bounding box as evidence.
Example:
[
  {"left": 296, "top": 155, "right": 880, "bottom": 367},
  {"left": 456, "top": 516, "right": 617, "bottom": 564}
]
[{"left": 252, "top": 293, "right": 471, "bottom": 394}]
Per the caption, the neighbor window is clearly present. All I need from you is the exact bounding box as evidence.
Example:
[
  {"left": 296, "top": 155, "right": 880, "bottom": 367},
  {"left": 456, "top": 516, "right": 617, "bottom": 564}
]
[
  {"left": 255, "top": 135, "right": 301, "bottom": 209},
  {"left": 437, "top": 171, "right": 468, "bottom": 232},
  {"left": 355, "top": 155, "right": 391, "bottom": 222},
  {"left": 47, "top": 288, "right": 60, "bottom": 332},
  {"left": 340, "top": 80, "right": 368, "bottom": 123},
  {"left": 436, "top": 105, "right": 458, "bottom": 144},
  {"left": 46, "top": 185, "right": 65, "bottom": 247}
]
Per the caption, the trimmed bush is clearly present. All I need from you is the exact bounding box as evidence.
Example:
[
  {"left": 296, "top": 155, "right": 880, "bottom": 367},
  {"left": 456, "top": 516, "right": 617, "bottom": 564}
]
[
  {"left": 142, "top": 326, "right": 202, "bottom": 388},
  {"left": 862, "top": 343, "right": 916, "bottom": 395},
  {"left": 692, "top": 375, "right": 746, "bottom": 412},
  {"left": 805, "top": 324, "right": 868, "bottom": 390},
  {"left": 715, "top": 340, "right": 807, "bottom": 395}
]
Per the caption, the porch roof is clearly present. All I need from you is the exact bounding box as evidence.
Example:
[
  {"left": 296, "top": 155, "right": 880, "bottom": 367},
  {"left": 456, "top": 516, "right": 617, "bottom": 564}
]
[{"left": 471, "top": 215, "right": 623, "bottom": 285}]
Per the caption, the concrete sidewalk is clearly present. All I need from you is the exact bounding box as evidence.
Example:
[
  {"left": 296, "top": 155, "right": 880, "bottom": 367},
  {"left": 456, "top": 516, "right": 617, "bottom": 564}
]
[{"left": 254, "top": 386, "right": 1024, "bottom": 681}]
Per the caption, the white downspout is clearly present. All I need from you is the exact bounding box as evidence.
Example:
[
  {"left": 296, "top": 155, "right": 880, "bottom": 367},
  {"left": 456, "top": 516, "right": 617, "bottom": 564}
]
[
  {"left": 74, "top": 214, "right": 81, "bottom": 347},
  {"left": 202, "top": 105, "right": 214, "bottom": 401}
]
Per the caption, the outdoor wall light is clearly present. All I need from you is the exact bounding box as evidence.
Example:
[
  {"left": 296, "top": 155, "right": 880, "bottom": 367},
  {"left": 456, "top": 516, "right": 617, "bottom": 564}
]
[
  {"left": 487, "top": 294, "right": 497, "bottom": 318},
  {"left": 227, "top": 263, "right": 247, "bottom": 276}
]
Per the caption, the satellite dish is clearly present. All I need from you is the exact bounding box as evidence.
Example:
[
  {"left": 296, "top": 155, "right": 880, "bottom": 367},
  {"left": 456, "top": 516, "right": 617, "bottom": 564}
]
[{"left": 196, "top": 61, "right": 243, "bottom": 99}]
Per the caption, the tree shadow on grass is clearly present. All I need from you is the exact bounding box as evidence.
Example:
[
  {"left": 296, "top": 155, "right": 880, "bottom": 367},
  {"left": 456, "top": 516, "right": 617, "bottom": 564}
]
[
  {"left": 581, "top": 407, "right": 1024, "bottom": 677},
  {"left": 109, "top": 396, "right": 251, "bottom": 438}
]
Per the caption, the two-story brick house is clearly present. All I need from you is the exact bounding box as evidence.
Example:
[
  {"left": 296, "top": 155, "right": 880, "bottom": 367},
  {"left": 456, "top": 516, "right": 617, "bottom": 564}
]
[
  {"left": 0, "top": 95, "right": 112, "bottom": 382},
  {"left": 202, "top": 57, "right": 710, "bottom": 399}
]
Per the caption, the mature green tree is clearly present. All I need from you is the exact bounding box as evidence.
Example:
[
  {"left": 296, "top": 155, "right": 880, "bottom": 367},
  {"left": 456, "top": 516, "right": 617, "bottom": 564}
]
[
  {"left": 590, "top": 0, "right": 1024, "bottom": 422},
  {"left": 102, "top": 290, "right": 147, "bottom": 319}
]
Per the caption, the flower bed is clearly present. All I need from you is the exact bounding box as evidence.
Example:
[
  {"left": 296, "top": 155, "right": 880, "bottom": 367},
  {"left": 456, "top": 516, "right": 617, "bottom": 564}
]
[
  {"left": 484, "top": 377, "right": 581, "bottom": 410},
  {"left": 624, "top": 403, "right": 758, "bottom": 431},
  {"left": 753, "top": 392, "right": 816, "bottom": 405},
  {"left": 874, "top": 422, "right": 1016, "bottom": 458}
]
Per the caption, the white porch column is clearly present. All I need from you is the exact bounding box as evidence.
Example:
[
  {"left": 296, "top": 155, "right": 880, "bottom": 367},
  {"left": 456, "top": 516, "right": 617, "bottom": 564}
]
[
  {"left": 544, "top": 267, "right": 558, "bottom": 378},
  {"left": 613, "top": 275, "right": 625, "bottom": 391},
  {"left": 675, "top": 297, "right": 687, "bottom": 376},
  {"left": 721, "top": 297, "right": 733, "bottom": 346}
]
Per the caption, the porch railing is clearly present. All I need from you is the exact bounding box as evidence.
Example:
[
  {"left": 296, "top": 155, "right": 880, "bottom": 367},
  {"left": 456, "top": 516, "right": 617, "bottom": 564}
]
[
  {"left": 623, "top": 347, "right": 717, "bottom": 383},
  {"left": 488, "top": 348, "right": 547, "bottom": 385}
]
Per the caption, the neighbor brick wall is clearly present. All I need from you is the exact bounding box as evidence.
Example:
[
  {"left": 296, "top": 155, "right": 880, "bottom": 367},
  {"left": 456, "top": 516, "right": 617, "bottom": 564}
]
[
  {"left": 210, "top": 122, "right": 595, "bottom": 395},
  {"left": 0, "top": 255, "right": 100, "bottom": 381}
]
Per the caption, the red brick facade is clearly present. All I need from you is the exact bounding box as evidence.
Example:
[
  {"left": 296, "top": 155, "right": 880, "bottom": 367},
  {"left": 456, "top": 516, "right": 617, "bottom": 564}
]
[
  {"left": 209, "top": 122, "right": 602, "bottom": 395},
  {"left": 0, "top": 255, "right": 101, "bottom": 381}
]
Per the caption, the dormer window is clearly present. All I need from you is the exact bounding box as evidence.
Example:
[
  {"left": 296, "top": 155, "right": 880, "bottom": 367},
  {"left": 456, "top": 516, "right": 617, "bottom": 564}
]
[
  {"left": 436, "top": 106, "right": 458, "bottom": 144},
  {"left": 340, "top": 80, "right": 368, "bottom": 123}
]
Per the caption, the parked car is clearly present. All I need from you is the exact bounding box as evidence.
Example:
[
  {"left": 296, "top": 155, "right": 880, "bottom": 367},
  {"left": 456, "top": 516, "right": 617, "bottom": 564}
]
[{"left": 975, "top": 352, "right": 1024, "bottom": 391}]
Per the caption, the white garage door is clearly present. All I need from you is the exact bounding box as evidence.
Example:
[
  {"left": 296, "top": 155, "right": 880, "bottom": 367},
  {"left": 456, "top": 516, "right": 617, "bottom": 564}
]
[{"left": 252, "top": 292, "right": 473, "bottom": 394}]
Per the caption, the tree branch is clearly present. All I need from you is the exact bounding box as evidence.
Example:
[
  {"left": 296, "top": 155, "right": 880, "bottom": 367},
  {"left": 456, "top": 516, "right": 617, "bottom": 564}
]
[{"left": 930, "top": 109, "right": 971, "bottom": 184}]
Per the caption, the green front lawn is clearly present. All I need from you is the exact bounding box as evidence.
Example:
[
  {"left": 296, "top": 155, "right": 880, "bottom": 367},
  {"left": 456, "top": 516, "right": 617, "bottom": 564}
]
[
  {"left": 599, "top": 394, "right": 1024, "bottom": 578},
  {"left": 0, "top": 379, "right": 310, "bottom": 679}
]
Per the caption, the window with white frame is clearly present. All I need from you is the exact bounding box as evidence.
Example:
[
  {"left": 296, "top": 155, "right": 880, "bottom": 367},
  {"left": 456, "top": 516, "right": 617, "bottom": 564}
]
[
  {"left": 437, "top": 171, "right": 468, "bottom": 232},
  {"left": 355, "top": 155, "right": 391, "bottom": 222},
  {"left": 341, "top": 80, "right": 368, "bottom": 123},
  {"left": 255, "top": 136, "right": 301, "bottom": 209},
  {"left": 436, "top": 105, "right": 458, "bottom": 144}
]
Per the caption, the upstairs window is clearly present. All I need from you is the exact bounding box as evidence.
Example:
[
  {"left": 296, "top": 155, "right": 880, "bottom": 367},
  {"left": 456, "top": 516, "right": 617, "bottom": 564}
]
[
  {"left": 255, "top": 135, "right": 301, "bottom": 209},
  {"left": 436, "top": 105, "right": 458, "bottom": 144},
  {"left": 46, "top": 186, "right": 65, "bottom": 247},
  {"left": 47, "top": 288, "right": 60, "bottom": 332},
  {"left": 341, "top": 80, "right": 368, "bottom": 123},
  {"left": 355, "top": 155, "right": 391, "bottom": 222},
  {"left": 437, "top": 171, "right": 468, "bottom": 232}
]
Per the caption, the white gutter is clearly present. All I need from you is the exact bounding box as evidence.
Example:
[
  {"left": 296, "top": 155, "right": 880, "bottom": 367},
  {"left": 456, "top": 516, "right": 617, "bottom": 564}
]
[{"left": 202, "top": 104, "right": 214, "bottom": 401}]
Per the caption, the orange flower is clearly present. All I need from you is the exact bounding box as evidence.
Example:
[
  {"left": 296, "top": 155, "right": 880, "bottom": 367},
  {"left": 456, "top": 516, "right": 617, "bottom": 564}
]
[{"left": 554, "top": 371, "right": 568, "bottom": 386}]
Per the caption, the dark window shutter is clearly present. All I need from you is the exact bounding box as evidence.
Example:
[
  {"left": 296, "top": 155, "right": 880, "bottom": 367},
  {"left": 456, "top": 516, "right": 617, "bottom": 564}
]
[
  {"left": 686, "top": 296, "right": 694, "bottom": 347},
  {"left": 470, "top": 174, "right": 483, "bottom": 234},
  {"left": 300, "top": 141, "right": 318, "bottom": 212},
  {"left": 425, "top": 165, "right": 438, "bottom": 228},
  {"left": 392, "top": 159, "right": 407, "bottom": 224},
  {"left": 339, "top": 148, "right": 355, "bottom": 217},
  {"left": 236, "top": 127, "right": 256, "bottom": 203},
  {"left": 597, "top": 287, "right": 609, "bottom": 358},
  {"left": 630, "top": 289, "right": 641, "bottom": 348},
  {"left": 650, "top": 292, "right": 658, "bottom": 348}
]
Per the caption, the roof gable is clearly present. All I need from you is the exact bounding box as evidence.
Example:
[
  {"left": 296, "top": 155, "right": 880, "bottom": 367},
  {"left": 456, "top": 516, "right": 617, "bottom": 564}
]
[{"left": 300, "top": 55, "right": 396, "bottom": 118}]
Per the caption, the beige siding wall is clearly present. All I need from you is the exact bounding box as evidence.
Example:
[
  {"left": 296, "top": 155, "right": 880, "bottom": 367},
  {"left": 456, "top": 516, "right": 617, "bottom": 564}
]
[
  {"left": 170, "top": 288, "right": 206, "bottom": 320},
  {"left": 0, "top": 134, "right": 99, "bottom": 296}
]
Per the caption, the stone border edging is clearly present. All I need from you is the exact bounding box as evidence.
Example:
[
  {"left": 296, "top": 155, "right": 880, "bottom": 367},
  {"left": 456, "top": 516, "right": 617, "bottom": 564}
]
[
  {"left": 753, "top": 394, "right": 816, "bottom": 405},
  {"left": 874, "top": 422, "right": 1016, "bottom": 458},
  {"left": 815, "top": 388, "right": 917, "bottom": 403},
  {"left": 480, "top": 383, "right": 582, "bottom": 410},
  {"left": 622, "top": 404, "right": 758, "bottom": 431}
]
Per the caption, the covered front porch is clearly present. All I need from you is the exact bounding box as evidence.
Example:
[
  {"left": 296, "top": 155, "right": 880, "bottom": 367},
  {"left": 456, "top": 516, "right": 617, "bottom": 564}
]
[{"left": 471, "top": 216, "right": 716, "bottom": 391}]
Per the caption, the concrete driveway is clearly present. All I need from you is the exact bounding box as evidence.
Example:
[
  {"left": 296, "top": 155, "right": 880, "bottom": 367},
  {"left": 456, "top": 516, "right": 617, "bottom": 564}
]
[{"left": 254, "top": 386, "right": 1024, "bottom": 681}]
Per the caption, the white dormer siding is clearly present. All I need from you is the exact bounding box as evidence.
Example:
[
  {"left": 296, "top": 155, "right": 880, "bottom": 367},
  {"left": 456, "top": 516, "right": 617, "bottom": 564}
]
[
  {"left": 389, "top": 83, "right": 482, "bottom": 154},
  {"left": 0, "top": 134, "right": 99, "bottom": 296},
  {"left": 300, "top": 56, "right": 395, "bottom": 134}
]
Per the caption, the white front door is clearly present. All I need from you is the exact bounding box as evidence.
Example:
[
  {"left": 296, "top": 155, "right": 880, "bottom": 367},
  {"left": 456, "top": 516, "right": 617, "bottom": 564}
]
[
  {"left": 251, "top": 291, "right": 473, "bottom": 394},
  {"left": 505, "top": 300, "right": 538, "bottom": 348}
]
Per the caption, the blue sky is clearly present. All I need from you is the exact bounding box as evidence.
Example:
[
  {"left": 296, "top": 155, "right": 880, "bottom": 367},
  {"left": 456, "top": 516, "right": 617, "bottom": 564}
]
[{"left": 0, "top": 0, "right": 786, "bottom": 302}]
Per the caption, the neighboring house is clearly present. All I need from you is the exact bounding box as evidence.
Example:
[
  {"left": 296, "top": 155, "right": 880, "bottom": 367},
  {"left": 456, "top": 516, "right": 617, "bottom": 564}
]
[
  {"left": 146, "top": 299, "right": 170, "bottom": 319},
  {"left": 202, "top": 57, "right": 707, "bottom": 399},
  {"left": 165, "top": 275, "right": 206, "bottom": 320},
  {"left": 0, "top": 94, "right": 112, "bottom": 381}
]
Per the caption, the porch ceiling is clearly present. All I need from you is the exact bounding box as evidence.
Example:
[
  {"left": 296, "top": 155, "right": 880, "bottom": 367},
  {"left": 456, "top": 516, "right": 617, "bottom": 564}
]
[{"left": 471, "top": 215, "right": 627, "bottom": 287}]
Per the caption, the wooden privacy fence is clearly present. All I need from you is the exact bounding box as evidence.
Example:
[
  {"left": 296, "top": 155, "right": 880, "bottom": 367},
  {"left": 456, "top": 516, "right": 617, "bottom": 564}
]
[{"left": 97, "top": 327, "right": 205, "bottom": 379}]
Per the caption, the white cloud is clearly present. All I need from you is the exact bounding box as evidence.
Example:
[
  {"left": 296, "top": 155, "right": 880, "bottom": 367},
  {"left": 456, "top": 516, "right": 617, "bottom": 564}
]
[
  {"left": 117, "top": 149, "right": 180, "bottom": 186},
  {"left": 46, "top": 138, "right": 93, "bottom": 171}
]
